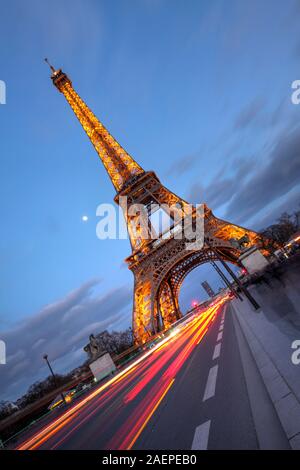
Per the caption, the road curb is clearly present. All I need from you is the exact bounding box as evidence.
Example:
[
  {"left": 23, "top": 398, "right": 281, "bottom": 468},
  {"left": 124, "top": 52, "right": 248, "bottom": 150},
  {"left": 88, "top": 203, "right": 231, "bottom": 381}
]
[{"left": 231, "top": 300, "right": 300, "bottom": 450}]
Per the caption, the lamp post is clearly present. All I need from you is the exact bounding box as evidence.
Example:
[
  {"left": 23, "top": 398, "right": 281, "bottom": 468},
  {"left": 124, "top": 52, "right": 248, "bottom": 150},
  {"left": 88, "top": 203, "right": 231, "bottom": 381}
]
[
  {"left": 43, "top": 354, "right": 66, "bottom": 405},
  {"left": 210, "top": 260, "right": 243, "bottom": 301},
  {"left": 206, "top": 241, "right": 260, "bottom": 310}
]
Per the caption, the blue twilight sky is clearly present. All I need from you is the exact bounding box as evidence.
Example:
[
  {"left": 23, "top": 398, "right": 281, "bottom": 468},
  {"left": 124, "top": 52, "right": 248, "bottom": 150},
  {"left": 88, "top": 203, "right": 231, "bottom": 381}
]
[{"left": 0, "top": 0, "right": 300, "bottom": 400}]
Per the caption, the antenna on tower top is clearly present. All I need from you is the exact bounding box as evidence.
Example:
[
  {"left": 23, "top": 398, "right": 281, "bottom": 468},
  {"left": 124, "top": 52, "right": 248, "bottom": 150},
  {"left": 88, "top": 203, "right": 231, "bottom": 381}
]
[{"left": 44, "top": 58, "right": 56, "bottom": 74}]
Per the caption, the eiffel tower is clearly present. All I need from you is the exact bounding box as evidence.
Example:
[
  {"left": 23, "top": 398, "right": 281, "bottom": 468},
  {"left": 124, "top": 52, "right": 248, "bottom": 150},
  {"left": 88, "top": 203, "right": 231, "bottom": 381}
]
[{"left": 46, "top": 61, "right": 269, "bottom": 345}]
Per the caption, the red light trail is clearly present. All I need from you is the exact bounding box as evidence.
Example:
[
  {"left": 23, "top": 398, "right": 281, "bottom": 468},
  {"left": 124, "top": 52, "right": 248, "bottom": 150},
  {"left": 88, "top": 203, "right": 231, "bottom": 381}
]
[{"left": 17, "top": 297, "right": 228, "bottom": 450}]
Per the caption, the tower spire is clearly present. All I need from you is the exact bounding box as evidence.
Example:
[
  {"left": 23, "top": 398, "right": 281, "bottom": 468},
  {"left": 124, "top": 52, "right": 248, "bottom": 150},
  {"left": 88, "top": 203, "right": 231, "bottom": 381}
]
[
  {"left": 47, "top": 64, "right": 144, "bottom": 192},
  {"left": 44, "top": 58, "right": 56, "bottom": 75}
]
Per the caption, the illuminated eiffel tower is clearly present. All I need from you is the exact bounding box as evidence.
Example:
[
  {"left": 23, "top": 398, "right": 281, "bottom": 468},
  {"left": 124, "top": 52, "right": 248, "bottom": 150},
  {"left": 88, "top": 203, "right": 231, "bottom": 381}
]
[{"left": 46, "top": 61, "right": 270, "bottom": 344}]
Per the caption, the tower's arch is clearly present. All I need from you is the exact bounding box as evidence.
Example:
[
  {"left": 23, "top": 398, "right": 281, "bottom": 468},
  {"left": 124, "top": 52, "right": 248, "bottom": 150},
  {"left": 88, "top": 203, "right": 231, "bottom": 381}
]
[{"left": 153, "top": 243, "right": 240, "bottom": 330}]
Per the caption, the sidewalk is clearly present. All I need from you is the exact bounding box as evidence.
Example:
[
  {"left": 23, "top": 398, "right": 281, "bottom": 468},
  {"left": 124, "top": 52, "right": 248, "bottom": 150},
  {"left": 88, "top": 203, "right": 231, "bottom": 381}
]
[{"left": 231, "top": 269, "right": 300, "bottom": 449}]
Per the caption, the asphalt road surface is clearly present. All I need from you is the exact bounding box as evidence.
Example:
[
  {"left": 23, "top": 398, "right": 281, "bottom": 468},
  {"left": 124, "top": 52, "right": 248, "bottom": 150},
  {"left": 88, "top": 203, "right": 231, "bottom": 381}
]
[{"left": 17, "top": 297, "right": 259, "bottom": 450}]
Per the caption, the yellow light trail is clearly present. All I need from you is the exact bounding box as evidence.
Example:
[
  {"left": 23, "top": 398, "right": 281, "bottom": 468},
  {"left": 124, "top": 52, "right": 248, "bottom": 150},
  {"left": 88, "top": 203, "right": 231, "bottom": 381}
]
[
  {"left": 17, "top": 297, "right": 227, "bottom": 450},
  {"left": 127, "top": 378, "right": 175, "bottom": 450}
]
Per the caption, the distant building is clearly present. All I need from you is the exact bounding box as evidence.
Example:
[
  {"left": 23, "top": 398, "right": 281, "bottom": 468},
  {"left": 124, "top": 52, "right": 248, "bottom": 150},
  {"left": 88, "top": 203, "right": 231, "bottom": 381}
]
[{"left": 201, "top": 281, "right": 215, "bottom": 298}]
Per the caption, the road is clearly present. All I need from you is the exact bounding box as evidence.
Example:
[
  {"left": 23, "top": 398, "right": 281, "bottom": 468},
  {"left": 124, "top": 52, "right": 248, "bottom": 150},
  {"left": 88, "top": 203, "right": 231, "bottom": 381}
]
[{"left": 17, "top": 297, "right": 259, "bottom": 450}]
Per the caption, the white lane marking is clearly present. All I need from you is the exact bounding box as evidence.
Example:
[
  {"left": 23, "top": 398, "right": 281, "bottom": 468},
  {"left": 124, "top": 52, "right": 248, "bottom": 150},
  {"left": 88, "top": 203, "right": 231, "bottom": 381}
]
[
  {"left": 217, "top": 331, "right": 223, "bottom": 341},
  {"left": 219, "top": 324, "right": 224, "bottom": 331},
  {"left": 191, "top": 420, "right": 211, "bottom": 450},
  {"left": 212, "top": 342, "right": 221, "bottom": 360},
  {"left": 203, "top": 365, "right": 218, "bottom": 401}
]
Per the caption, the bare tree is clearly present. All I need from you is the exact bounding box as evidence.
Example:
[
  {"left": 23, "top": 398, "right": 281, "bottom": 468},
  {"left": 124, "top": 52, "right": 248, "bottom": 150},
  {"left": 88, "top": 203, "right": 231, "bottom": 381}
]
[{"left": 261, "top": 208, "right": 299, "bottom": 245}]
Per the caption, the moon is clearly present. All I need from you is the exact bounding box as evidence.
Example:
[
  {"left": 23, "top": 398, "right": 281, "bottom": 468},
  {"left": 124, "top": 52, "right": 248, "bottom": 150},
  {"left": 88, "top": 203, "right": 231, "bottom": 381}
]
[{"left": 82, "top": 215, "right": 89, "bottom": 222}]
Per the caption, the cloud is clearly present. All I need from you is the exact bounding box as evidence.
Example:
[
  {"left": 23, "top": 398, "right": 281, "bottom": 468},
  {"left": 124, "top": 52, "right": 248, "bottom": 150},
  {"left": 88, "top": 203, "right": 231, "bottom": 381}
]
[
  {"left": 234, "top": 98, "right": 265, "bottom": 129},
  {"left": 0, "top": 280, "right": 132, "bottom": 401},
  {"left": 32, "top": 339, "right": 46, "bottom": 350},
  {"left": 68, "top": 313, "right": 123, "bottom": 345},
  {"left": 188, "top": 156, "right": 254, "bottom": 208},
  {"left": 165, "top": 154, "right": 199, "bottom": 177},
  {"left": 225, "top": 125, "right": 300, "bottom": 224},
  {"left": 253, "top": 189, "right": 300, "bottom": 230},
  {"left": 188, "top": 114, "right": 300, "bottom": 229}
]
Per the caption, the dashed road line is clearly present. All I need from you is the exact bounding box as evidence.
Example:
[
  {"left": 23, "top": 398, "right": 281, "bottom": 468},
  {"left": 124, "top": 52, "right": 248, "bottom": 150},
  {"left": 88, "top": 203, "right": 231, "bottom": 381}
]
[
  {"left": 203, "top": 365, "right": 218, "bottom": 401},
  {"left": 212, "top": 342, "right": 221, "bottom": 360},
  {"left": 191, "top": 420, "right": 211, "bottom": 450},
  {"left": 194, "top": 306, "right": 226, "bottom": 446}
]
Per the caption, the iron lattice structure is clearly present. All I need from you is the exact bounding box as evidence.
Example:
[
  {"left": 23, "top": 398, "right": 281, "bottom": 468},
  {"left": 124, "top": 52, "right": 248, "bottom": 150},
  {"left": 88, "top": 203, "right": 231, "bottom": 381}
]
[{"left": 47, "top": 62, "right": 270, "bottom": 344}]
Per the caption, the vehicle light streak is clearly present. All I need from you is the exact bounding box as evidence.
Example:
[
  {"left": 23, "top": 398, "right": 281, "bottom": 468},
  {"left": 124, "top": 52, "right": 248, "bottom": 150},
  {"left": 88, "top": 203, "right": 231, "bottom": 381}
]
[
  {"left": 17, "top": 330, "right": 184, "bottom": 450},
  {"left": 49, "top": 325, "right": 201, "bottom": 450},
  {"left": 123, "top": 327, "right": 195, "bottom": 403},
  {"left": 53, "top": 341, "right": 182, "bottom": 448},
  {"left": 124, "top": 302, "right": 221, "bottom": 403},
  {"left": 55, "top": 307, "right": 220, "bottom": 447},
  {"left": 162, "top": 307, "right": 217, "bottom": 381},
  {"left": 17, "top": 298, "right": 228, "bottom": 450},
  {"left": 106, "top": 377, "right": 176, "bottom": 450},
  {"left": 107, "top": 302, "right": 224, "bottom": 450},
  {"left": 126, "top": 379, "right": 175, "bottom": 450},
  {"left": 196, "top": 327, "right": 208, "bottom": 345}
]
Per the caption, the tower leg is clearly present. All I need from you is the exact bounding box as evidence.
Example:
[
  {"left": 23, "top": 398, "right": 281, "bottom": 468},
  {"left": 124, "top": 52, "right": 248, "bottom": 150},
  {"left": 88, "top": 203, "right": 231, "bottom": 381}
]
[
  {"left": 132, "top": 275, "right": 182, "bottom": 344},
  {"left": 132, "top": 278, "right": 156, "bottom": 344},
  {"left": 158, "top": 279, "right": 181, "bottom": 329}
]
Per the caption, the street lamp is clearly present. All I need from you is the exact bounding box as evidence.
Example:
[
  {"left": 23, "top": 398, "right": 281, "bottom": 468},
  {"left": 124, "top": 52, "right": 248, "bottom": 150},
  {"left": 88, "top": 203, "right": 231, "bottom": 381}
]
[
  {"left": 207, "top": 243, "right": 260, "bottom": 310},
  {"left": 210, "top": 260, "right": 243, "bottom": 301},
  {"left": 43, "top": 354, "right": 66, "bottom": 405}
]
